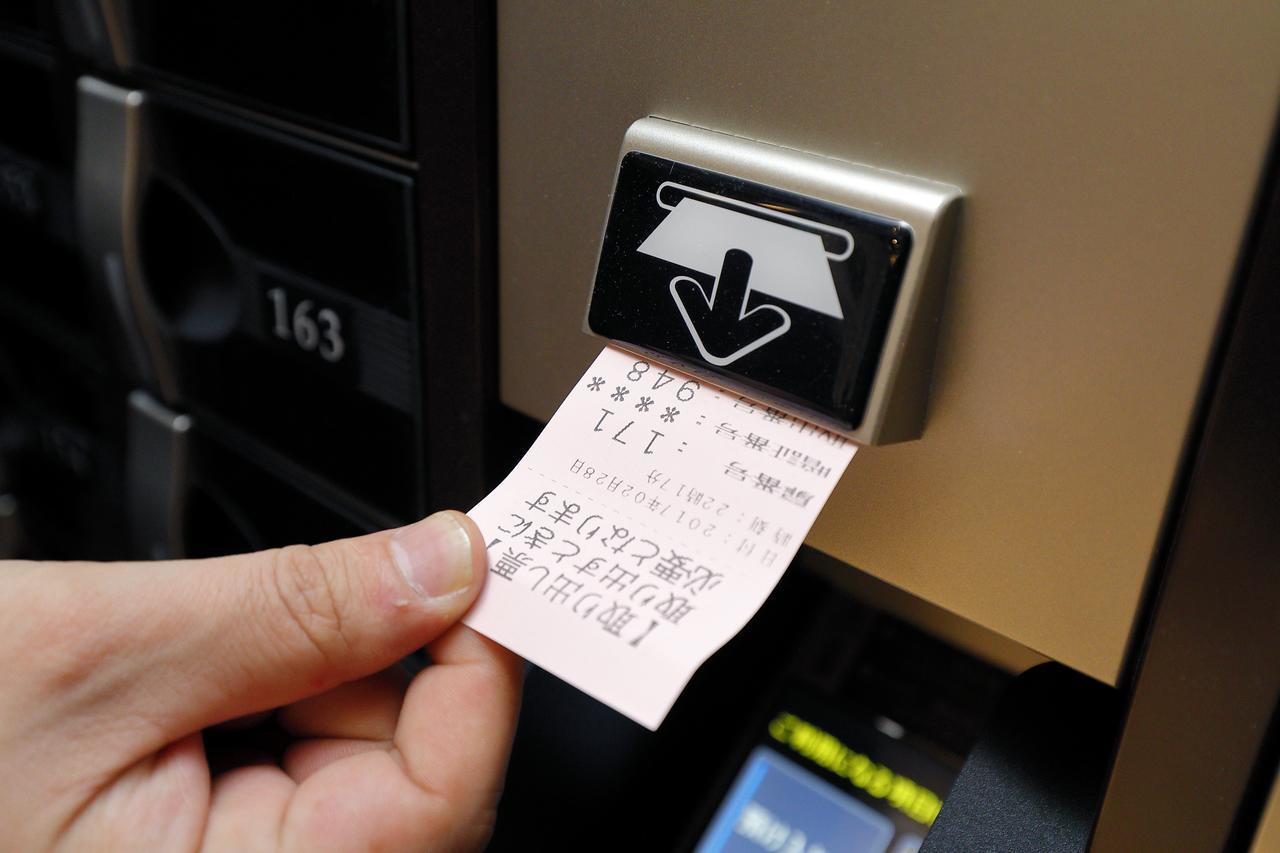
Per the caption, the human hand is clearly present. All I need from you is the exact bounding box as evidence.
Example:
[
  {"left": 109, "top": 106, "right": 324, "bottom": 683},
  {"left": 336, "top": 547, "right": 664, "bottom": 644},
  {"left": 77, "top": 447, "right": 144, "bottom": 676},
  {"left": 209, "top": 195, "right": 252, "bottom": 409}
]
[{"left": 0, "top": 511, "right": 521, "bottom": 851}]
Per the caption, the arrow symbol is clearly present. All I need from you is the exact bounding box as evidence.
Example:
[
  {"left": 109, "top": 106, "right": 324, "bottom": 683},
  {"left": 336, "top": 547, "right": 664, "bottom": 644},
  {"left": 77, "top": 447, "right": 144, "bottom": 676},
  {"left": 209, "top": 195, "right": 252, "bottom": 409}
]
[{"left": 670, "top": 249, "right": 792, "bottom": 366}]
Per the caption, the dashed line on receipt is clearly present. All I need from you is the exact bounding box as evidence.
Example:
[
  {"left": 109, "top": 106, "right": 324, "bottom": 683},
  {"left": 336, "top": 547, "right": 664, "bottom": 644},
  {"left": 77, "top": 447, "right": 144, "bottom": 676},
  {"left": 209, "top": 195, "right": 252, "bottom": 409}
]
[{"left": 465, "top": 345, "right": 856, "bottom": 729}]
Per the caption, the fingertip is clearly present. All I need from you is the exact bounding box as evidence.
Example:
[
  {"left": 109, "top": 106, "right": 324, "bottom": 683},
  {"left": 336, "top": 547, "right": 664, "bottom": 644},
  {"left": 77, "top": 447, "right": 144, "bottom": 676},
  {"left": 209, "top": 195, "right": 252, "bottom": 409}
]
[
  {"left": 429, "top": 624, "right": 523, "bottom": 679},
  {"left": 476, "top": 632, "right": 525, "bottom": 685},
  {"left": 449, "top": 510, "right": 491, "bottom": 596},
  {"left": 422, "top": 627, "right": 524, "bottom": 735},
  {"left": 388, "top": 511, "right": 484, "bottom": 604},
  {"left": 395, "top": 625, "right": 525, "bottom": 824}
]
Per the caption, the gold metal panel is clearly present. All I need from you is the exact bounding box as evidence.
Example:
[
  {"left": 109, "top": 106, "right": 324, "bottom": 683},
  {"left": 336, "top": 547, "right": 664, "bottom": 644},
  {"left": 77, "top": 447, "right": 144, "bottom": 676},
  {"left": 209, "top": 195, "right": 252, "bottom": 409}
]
[
  {"left": 1251, "top": 770, "right": 1280, "bottom": 853},
  {"left": 496, "top": 1, "right": 1280, "bottom": 683}
]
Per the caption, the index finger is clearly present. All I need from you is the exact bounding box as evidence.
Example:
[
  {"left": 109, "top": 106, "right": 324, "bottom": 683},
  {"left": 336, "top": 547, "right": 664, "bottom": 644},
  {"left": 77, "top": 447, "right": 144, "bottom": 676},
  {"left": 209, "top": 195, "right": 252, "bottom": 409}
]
[{"left": 393, "top": 624, "right": 524, "bottom": 844}]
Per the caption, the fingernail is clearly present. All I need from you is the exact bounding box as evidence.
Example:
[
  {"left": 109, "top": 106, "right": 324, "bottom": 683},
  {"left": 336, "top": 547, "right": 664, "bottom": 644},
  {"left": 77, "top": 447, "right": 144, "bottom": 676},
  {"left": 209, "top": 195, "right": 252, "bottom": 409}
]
[{"left": 389, "top": 511, "right": 476, "bottom": 599}]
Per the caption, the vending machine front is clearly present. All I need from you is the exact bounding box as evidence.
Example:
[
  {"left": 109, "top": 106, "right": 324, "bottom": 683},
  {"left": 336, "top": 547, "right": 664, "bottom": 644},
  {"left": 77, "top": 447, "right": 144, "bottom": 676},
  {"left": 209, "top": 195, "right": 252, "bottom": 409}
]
[{"left": 1, "top": 3, "right": 1279, "bottom": 851}]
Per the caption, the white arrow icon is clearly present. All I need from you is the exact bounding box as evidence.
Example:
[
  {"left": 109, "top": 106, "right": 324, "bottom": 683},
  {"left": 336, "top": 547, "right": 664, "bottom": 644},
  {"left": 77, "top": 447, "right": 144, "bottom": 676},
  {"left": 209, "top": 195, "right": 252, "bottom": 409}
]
[{"left": 637, "top": 183, "right": 854, "bottom": 365}]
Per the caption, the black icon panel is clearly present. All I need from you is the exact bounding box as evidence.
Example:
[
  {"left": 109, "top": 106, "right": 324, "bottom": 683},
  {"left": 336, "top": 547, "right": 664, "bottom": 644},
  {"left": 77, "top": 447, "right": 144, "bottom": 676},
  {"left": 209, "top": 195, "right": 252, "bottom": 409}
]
[{"left": 589, "top": 153, "right": 913, "bottom": 430}]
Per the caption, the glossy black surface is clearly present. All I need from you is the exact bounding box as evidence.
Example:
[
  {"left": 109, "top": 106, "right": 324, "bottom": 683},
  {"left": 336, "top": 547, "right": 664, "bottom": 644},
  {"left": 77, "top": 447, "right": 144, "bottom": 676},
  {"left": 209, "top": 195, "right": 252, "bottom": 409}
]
[
  {"left": 0, "top": 318, "right": 127, "bottom": 560},
  {"left": 491, "top": 556, "right": 1006, "bottom": 852},
  {"left": 0, "top": 2, "right": 53, "bottom": 43},
  {"left": 128, "top": 0, "right": 408, "bottom": 148},
  {"left": 923, "top": 665, "right": 1119, "bottom": 853},
  {"left": 142, "top": 102, "right": 420, "bottom": 520},
  {"left": 185, "top": 429, "right": 365, "bottom": 558},
  {"left": 590, "top": 153, "right": 912, "bottom": 430},
  {"left": 0, "top": 46, "right": 62, "bottom": 165},
  {"left": 148, "top": 104, "right": 415, "bottom": 313},
  {"left": 0, "top": 45, "right": 106, "bottom": 386},
  {"left": 0, "top": 2, "right": 494, "bottom": 550}
]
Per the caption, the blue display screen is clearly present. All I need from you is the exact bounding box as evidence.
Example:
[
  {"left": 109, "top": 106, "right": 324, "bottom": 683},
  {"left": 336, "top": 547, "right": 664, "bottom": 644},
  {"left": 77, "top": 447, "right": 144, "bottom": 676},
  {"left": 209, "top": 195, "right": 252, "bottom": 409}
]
[{"left": 696, "top": 747, "right": 922, "bottom": 853}]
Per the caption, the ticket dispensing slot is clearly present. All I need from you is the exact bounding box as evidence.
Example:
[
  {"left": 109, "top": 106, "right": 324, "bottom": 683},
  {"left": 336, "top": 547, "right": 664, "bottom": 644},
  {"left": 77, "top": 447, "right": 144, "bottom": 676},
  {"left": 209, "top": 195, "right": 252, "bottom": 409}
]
[{"left": 587, "top": 118, "right": 962, "bottom": 445}]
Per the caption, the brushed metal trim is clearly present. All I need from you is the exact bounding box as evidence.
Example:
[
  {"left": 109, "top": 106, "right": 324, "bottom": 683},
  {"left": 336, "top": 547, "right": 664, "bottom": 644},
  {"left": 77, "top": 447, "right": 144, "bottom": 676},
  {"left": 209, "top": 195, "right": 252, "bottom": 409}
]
[
  {"left": 586, "top": 117, "right": 961, "bottom": 445},
  {"left": 76, "top": 76, "right": 178, "bottom": 403},
  {"left": 126, "top": 390, "right": 192, "bottom": 559}
]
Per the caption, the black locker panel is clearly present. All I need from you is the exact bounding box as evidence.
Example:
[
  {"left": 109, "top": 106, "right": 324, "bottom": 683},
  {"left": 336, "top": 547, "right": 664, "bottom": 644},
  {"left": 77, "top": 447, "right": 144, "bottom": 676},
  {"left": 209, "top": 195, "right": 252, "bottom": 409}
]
[
  {"left": 127, "top": 0, "right": 408, "bottom": 149},
  {"left": 139, "top": 101, "right": 420, "bottom": 521}
]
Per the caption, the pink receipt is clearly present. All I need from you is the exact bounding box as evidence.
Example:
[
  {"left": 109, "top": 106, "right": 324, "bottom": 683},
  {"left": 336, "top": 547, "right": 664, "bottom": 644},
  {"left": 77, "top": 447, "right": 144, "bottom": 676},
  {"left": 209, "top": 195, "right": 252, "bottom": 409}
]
[{"left": 465, "top": 345, "right": 856, "bottom": 729}]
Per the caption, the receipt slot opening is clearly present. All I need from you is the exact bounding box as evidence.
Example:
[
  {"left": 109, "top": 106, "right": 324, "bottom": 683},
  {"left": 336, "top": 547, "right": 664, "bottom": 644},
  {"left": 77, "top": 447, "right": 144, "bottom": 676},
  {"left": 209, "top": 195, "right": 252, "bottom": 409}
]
[{"left": 587, "top": 118, "right": 961, "bottom": 445}]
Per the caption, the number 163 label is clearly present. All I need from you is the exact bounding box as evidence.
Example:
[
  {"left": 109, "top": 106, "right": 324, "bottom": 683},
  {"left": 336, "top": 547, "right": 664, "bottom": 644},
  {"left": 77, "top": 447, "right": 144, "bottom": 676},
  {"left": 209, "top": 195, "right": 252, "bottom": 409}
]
[{"left": 265, "top": 283, "right": 348, "bottom": 364}]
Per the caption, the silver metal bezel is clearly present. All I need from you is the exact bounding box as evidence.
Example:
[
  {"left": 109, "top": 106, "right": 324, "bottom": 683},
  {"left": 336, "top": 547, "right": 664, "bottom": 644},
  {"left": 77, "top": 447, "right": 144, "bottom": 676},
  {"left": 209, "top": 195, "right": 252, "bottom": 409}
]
[{"left": 585, "top": 117, "right": 962, "bottom": 445}]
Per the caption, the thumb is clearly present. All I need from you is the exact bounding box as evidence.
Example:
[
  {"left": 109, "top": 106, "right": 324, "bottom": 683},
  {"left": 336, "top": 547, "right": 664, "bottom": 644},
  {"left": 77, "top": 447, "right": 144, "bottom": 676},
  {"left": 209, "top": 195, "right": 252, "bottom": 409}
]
[{"left": 67, "top": 510, "right": 488, "bottom": 737}]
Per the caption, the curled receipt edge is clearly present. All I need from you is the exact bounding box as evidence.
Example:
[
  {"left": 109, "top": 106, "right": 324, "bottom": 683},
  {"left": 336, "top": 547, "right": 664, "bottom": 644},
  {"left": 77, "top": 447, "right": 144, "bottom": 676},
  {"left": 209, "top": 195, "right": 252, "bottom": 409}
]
[{"left": 465, "top": 345, "right": 856, "bottom": 729}]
